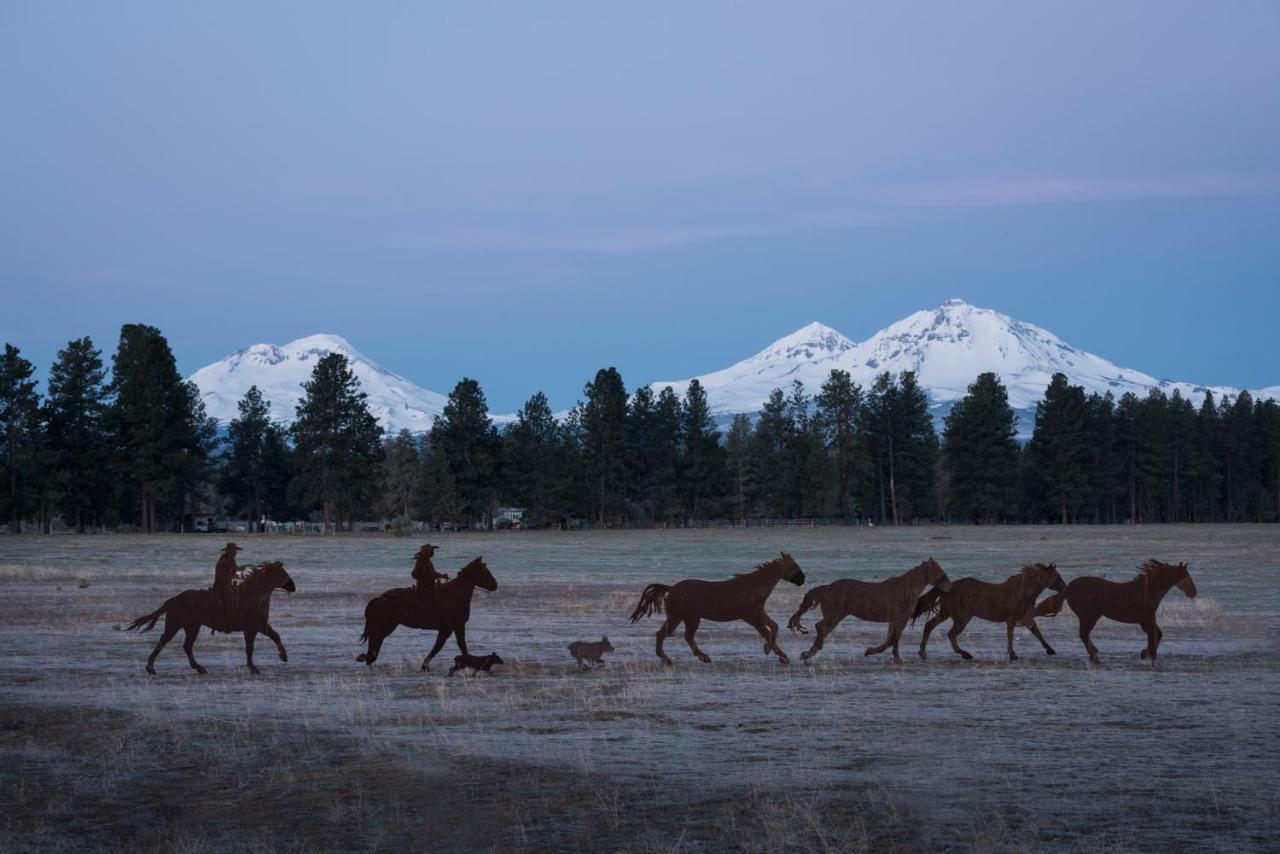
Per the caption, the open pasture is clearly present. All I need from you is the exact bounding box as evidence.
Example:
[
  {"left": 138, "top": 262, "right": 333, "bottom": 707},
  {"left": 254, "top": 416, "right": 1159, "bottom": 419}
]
[{"left": 1, "top": 526, "right": 1277, "bottom": 852}]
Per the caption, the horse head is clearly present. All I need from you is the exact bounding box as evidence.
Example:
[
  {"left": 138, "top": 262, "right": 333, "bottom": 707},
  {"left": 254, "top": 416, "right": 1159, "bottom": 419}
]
[
  {"left": 778, "top": 551, "right": 806, "bottom": 586},
  {"left": 265, "top": 561, "right": 296, "bottom": 593},
  {"left": 923, "top": 558, "right": 952, "bottom": 592},
  {"left": 458, "top": 557, "right": 498, "bottom": 592},
  {"left": 1172, "top": 562, "right": 1197, "bottom": 598},
  {"left": 1024, "top": 562, "right": 1065, "bottom": 594}
]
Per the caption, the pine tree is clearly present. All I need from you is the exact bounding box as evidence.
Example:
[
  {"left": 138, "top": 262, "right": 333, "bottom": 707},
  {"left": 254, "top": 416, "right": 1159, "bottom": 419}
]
[
  {"left": 580, "top": 368, "right": 629, "bottom": 526},
  {"left": 943, "top": 372, "right": 1020, "bottom": 523},
  {"left": 382, "top": 429, "right": 420, "bottom": 521},
  {"left": 429, "top": 378, "right": 499, "bottom": 528},
  {"left": 1027, "top": 373, "right": 1089, "bottom": 523},
  {"left": 0, "top": 344, "right": 41, "bottom": 533},
  {"left": 1190, "top": 392, "right": 1223, "bottom": 522},
  {"left": 815, "top": 369, "right": 862, "bottom": 521},
  {"left": 1082, "top": 393, "right": 1120, "bottom": 523},
  {"left": 503, "top": 391, "right": 562, "bottom": 526},
  {"left": 44, "top": 338, "right": 110, "bottom": 532},
  {"left": 291, "top": 352, "right": 385, "bottom": 529},
  {"left": 415, "top": 433, "right": 460, "bottom": 527},
  {"left": 222, "top": 386, "right": 274, "bottom": 531},
  {"left": 679, "top": 379, "right": 724, "bottom": 522},
  {"left": 724, "top": 414, "right": 754, "bottom": 523},
  {"left": 751, "top": 388, "right": 790, "bottom": 518},
  {"left": 107, "top": 325, "right": 202, "bottom": 533},
  {"left": 1114, "top": 393, "right": 1141, "bottom": 522}
]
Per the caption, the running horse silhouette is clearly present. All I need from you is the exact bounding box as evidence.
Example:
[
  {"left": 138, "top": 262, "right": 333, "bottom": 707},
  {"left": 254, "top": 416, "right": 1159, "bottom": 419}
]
[
  {"left": 357, "top": 557, "right": 498, "bottom": 670},
  {"left": 912, "top": 563, "right": 1065, "bottom": 661},
  {"left": 1035, "top": 560, "right": 1197, "bottom": 663},
  {"left": 126, "top": 561, "right": 296, "bottom": 675},
  {"left": 788, "top": 558, "right": 951, "bottom": 662},
  {"left": 629, "top": 552, "right": 806, "bottom": 665}
]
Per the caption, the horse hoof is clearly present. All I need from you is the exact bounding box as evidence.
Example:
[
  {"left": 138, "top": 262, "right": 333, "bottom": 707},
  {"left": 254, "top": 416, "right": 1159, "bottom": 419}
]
[
  {"left": 1009, "top": 654, "right": 1019, "bottom": 662},
  {"left": 278, "top": 652, "right": 288, "bottom": 662},
  {"left": 696, "top": 654, "right": 711, "bottom": 664},
  {"left": 1045, "top": 648, "right": 1056, "bottom": 656},
  {"left": 863, "top": 648, "right": 875, "bottom": 657},
  {"left": 196, "top": 667, "right": 208, "bottom": 675},
  {"left": 1140, "top": 649, "right": 1150, "bottom": 659},
  {"left": 145, "top": 666, "right": 156, "bottom": 675},
  {"left": 918, "top": 651, "right": 927, "bottom": 661},
  {"left": 960, "top": 652, "right": 974, "bottom": 661},
  {"left": 356, "top": 653, "right": 367, "bottom": 663}
]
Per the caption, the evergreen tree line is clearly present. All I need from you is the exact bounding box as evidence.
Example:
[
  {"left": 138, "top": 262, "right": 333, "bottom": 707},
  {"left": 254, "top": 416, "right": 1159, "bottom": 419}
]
[{"left": 3, "top": 327, "right": 1278, "bottom": 532}]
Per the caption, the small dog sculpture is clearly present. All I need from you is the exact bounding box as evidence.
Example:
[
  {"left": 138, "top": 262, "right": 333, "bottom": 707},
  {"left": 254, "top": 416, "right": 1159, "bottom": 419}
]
[
  {"left": 448, "top": 652, "right": 504, "bottom": 676},
  {"left": 568, "top": 636, "right": 615, "bottom": 669}
]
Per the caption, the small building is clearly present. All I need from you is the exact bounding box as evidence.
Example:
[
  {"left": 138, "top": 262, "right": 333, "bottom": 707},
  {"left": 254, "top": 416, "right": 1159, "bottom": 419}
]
[{"left": 494, "top": 506, "right": 526, "bottom": 529}]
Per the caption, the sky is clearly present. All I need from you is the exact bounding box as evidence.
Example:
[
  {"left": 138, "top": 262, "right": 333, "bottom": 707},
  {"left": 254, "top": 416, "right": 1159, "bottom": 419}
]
[{"left": 2, "top": 1, "right": 1278, "bottom": 411}]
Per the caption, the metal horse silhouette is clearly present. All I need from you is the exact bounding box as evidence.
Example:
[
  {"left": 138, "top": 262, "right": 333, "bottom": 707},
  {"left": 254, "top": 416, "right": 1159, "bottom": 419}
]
[
  {"left": 357, "top": 557, "right": 498, "bottom": 670},
  {"left": 629, "top": 552, "right": 806, "bottom": 665},
  {"left": 1036, "top": 560, "right": 1197, "bottom": 663},
  {"left": 127, "top": 561, "right": 296, "bottom": 675},
  {"left": 788, "top": 558, "right": 951, "bottom": 662},
  {"left": 913, "top": 563, "right": 1065, "bottom": 661}
]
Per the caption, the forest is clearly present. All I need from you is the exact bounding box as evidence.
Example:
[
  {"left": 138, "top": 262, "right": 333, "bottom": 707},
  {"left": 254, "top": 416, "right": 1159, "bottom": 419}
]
[{"left": 2, "top": 325, "right": 1279, "bottom": 533}]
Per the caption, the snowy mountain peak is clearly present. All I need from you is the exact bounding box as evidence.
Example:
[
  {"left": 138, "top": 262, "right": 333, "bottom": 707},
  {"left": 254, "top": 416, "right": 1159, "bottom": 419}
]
[
  {"left": 750, "top": 321, "right": 857, "bottom": 363},
  {"left": 652, "top": 299, "right": 1275, "bottom": 435},
  {"left": 190, "top": 334, "right": 449, "bottom": 434}
]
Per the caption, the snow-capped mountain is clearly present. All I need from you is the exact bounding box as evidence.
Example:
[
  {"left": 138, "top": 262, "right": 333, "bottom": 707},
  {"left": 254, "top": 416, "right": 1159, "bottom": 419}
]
[
  {"left": 652, "top": 299, "right": 1276, "bottom": 434},
  {"left": 189, "top": 334, "right": 449, "bottom": 434}
]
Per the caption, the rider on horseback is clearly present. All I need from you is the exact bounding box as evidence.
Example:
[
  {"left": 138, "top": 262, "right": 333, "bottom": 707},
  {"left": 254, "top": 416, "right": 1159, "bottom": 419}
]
[
  {"left": 411, "top": 543, "right": 449, "bottom": 599},
  {"left": 213, "top": 542, "right": 244, "bottom": 630}
]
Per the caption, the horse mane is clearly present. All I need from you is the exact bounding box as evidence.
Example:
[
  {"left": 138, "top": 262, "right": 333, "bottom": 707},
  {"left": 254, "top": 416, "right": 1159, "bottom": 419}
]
[
  {"left": 1136, "top": 559, "right": 1182, "bottom": 582},
  {"left": 732, "top": 555, "right": 788, "bottom": 579},
  {"left": 235, "top": 561, "right": 283, "bottom": 593}
]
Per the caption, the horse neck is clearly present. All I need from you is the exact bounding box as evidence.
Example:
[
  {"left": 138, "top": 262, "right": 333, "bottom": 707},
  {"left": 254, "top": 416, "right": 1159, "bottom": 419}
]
[
  {"left": 753, "top": 561, "right": 790, "bottom": 590},
  {"left": 1138, "top": 569, "right": 1179, "bottom": 605},
  {"left": 903, "top": 563, "right": 935, "bottom": 593}
]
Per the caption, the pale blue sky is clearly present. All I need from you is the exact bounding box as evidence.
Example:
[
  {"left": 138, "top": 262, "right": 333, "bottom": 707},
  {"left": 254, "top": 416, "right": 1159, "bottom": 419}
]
[{"left": 2, "top": 2, "right": 1278, "bottom": 409}]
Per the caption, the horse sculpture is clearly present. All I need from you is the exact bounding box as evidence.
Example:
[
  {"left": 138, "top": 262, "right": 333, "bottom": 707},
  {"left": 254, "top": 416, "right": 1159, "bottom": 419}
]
[
  {"left": 356, "top": 556, "right": 498, "bottom": 670},
  {"left": 912, "top": 563, "right": 1065, "bottom": 661},
  {"left": 628, "top": 552, "right": 806, "bottom": 665},
  {"left": 1034, "top": 560, "right": 1197, "bottom": 663},
  {"left": 127, "top": 561, "right": 296, "bottom": 675},
  {"left": 787, "top": 558, "right": 951, "bottom": 662}
]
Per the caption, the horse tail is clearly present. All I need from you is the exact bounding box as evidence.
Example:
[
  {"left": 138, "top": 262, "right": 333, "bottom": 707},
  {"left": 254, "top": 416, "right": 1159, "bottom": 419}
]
[
  {"left": 911, "top": 587, "right": 944, "bottom": 625},
  {"left": 787, "top": 585, "right": 826, "bottom": 634},
  {"left": 126, "top": 598, "right": 172, "bottom": 633},
  {"left": 1035, "top": 592, "right": 1066, "bottom": 618},
  {"left": 628, "top": 584, "right": 671, "bottom": 623}
]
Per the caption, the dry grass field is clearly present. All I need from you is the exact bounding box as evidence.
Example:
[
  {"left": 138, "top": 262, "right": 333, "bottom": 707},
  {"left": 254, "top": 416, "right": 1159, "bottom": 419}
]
[{"left": 1, "top": 526, "right": 1277, "bottom": 852}]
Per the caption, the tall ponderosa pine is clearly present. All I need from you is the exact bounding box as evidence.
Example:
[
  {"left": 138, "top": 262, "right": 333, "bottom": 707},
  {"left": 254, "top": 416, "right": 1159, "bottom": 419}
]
[
  {"left": 1027, "top": 373, "right": 1090, "bottom": 523},
  {"left": 430, "top": 378, "right": 500, "bottom": 527},
  {"left": 108, "top": 325, "right": 209, "bottom": 533},
  {"left": 679, "top": 379, "right": 724, "bottom": 522},
  {"left": 222, "top": 386, "right": 276, "bottom": 530},
  {"left": 580, "top": 368, "right": 629, "bottom": 526},
  {"left": 45, "top": 337, "right": 110, "bottom": 532},
  {"left": 815, "top": 369, "right": 862, "bottom": 521},
  {"left": 0, "top": 344, "right": 41, "bottom": 533},
  {"left": 382, "top": 429, "right": 421, "bottom": 520},
  {"left": 724, "top": 413, "right": 754, "bottom": 523},
  {"left": 943, "top": 372, "right": 1020, "bottom": 523},
  {"left": 291, "top": 352, "right": 384, "bottom": 529},
  {"left": 503, "top": 392, "right": 563, "bottom": 526}
]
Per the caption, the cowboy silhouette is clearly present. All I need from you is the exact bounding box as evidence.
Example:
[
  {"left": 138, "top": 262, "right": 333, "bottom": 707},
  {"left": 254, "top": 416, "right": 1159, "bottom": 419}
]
[
  {"left": 411, "top": 544, "right": 448, "bottom": 599},
  {"left": 213, "top": 542, "right": 243, "bottom": 630}
]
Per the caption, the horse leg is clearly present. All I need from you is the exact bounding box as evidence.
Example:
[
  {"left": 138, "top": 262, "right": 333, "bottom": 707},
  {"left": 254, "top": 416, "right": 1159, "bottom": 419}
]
[
  {"left": 1025, "top": 619, "right": 1055, "bottom": 655},
  {"left": 146, "top": 622, "right": 180, "bottom": 675},
  {"left": 919, "top": 613, "right": 947, "bottom": 660},
  {"left": 683, "top": 617, "right": 711, "bottom": 663},
  {"left": 1078, "top": 613, "right": 1101, "bottom": 663},
  {"left": 888, "top": 618, "right": 907, "bottom": 663},
  {"left": 261, "top": 623, "right": 288, "bottom": 662},
  {"left": 1140, "top": 618, "right": 1162, "bottom": 662},
  {"left": 183, "top": 625, "right": 207, "bottom": 675},
  {"left": 454, "top": 624, "right": 469, "bottom": 656},
  {"left": 655, "top": 614, "right": 679, "bottom": 666},
  {"left": 243, "top": 628, "right": 260, "bottom": 675},
  {"left": 801, "top": 614, "right": 843, "bottom": 661},
  {"left": 1005, "top": 621, "right": 1019, "bottom": 662},
  {"left": 421, "top": 629, "right": 453, "bottom": 671},
  {"left": 745, "top": 614, "right": 788, "bottom": 664},
  {"left": 946, "top": 615, "right": 974, "bottom": 660}
]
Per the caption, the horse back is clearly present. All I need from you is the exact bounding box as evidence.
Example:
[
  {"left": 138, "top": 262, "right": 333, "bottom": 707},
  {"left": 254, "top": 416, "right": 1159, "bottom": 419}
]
[
  {"left": 821, "top": 578, "right": 906, "bottom": 623},
  {"left": 669, "top": 576, "right": 768, "bottom": 622},
  {"left": 1066, "top": 576, "right": 1145, "bottom": 623},
  {"left": 946, "top": 576, "right": 1031, "bottom": 622}
]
